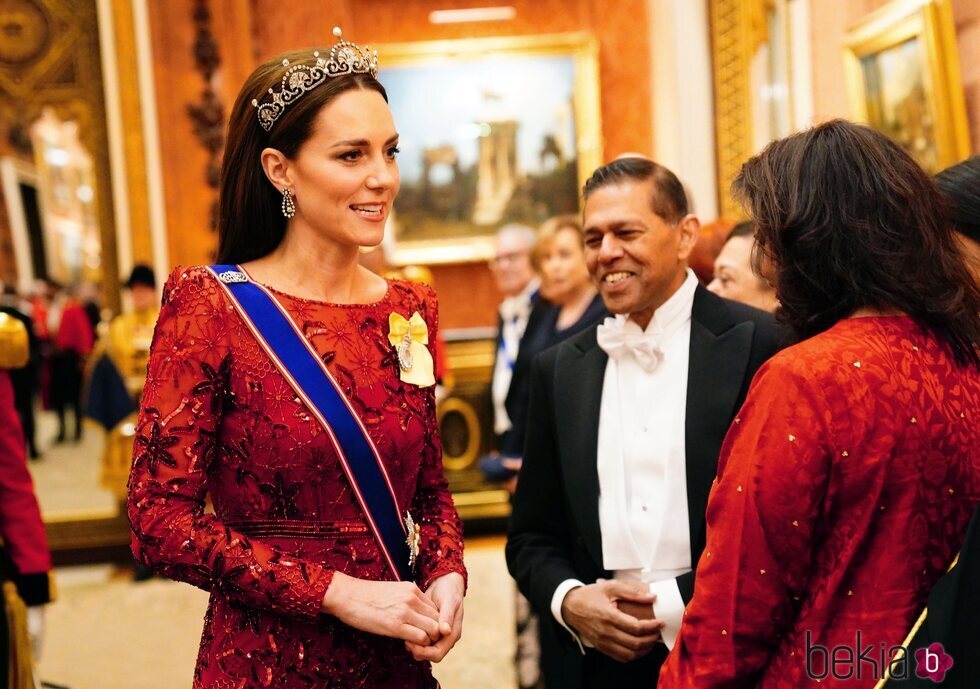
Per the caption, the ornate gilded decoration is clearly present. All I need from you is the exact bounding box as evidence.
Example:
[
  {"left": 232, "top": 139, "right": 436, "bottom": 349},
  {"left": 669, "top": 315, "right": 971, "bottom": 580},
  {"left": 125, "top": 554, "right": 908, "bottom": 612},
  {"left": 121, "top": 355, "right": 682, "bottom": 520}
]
[
  {"left": 0, "top": 0, "right": 51, "bottom": 64},
  {"left": 709, "top": 0, "right": 766, "bottom": 219},
  {"left": 436, "top": 396, "right": 481, "bottom": 472},
  {"left": 186, "top": 0, "right": 224, "bottom": 231},
  {"left": 0, "top": 0, "right": 119, "bottom": 308},
  {"left": 0, "top": 311, "right": 29, "bottom": 369}
]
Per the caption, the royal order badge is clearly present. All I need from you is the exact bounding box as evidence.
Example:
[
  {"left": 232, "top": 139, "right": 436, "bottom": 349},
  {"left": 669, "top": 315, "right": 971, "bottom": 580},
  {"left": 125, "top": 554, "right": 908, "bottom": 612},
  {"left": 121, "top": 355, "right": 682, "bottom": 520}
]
[
  {"left": 387, "top": 312, "right": 435, "bottom": 387},
  {"left": 405, "top": 511, "right": 421, "bottom": 569}
]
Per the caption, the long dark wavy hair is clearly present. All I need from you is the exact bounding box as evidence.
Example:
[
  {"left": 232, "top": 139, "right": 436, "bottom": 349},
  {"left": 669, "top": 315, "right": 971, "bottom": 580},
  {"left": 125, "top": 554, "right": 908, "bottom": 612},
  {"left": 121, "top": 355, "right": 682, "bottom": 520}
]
[
  {"left": 733, "top": 119, "right": 979, "bottom": 366},
  {"left": 217, "top": 50, "right": 387, "bottom": 264}
]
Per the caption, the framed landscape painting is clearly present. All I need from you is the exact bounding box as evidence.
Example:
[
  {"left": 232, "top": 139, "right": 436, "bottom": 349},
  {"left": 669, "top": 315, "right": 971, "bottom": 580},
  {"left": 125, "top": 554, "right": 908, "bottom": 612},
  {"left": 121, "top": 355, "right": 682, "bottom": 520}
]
[
  {"left": 844, "top": 0, "right": 969, "bottom": 173},
  {"left": 377, "top": 33, "right": 602, "bottom": 265}
]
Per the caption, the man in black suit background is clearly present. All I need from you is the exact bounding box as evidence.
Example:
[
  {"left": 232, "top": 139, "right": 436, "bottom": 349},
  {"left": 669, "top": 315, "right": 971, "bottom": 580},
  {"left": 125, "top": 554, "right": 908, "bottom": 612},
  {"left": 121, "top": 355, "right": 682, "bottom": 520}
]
[
  {"left": 506, "top": 157, "right": 783, "bottom": 689},
  {"left": 481, "top": 224, "right": 540, "bottom": 486}
]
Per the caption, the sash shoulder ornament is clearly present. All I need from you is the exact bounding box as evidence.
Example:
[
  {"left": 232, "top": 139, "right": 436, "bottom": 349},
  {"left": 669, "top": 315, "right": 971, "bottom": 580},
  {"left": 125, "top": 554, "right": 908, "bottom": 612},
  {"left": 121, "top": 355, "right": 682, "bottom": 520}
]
[{"left": 207, "top": 264, "right": 417, "bottom": 580}]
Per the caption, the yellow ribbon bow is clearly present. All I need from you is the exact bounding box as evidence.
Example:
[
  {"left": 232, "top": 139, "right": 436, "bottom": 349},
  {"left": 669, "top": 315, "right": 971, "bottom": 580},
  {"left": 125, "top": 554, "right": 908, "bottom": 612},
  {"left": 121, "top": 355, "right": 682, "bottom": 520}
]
[{"left": 388, "top": 311, "right": 435, "bottom": 387}]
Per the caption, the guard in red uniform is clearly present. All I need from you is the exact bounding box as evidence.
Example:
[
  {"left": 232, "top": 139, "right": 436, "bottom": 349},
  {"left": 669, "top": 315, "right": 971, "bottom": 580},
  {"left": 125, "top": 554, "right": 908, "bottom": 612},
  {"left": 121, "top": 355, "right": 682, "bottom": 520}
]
[{"left": 1, "top": 365, "right": 54, "bottom": 688}]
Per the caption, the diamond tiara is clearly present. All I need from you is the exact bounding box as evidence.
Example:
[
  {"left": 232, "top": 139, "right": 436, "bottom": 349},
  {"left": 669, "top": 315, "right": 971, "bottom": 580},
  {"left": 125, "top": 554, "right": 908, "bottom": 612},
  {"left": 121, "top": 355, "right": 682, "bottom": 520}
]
[{"left": 251, "top": 26, "right": 379, "bottom": 132}]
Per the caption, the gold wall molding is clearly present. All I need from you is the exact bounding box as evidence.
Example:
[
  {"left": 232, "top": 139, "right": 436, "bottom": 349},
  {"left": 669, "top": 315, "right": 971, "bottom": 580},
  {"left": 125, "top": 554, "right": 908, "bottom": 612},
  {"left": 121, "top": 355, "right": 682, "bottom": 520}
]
[
  {"left": 99, "top": 0, "right": 154, "bottom": 274},
  {"left": 709, "top": 0, "right": 769, "bottom": 219}
]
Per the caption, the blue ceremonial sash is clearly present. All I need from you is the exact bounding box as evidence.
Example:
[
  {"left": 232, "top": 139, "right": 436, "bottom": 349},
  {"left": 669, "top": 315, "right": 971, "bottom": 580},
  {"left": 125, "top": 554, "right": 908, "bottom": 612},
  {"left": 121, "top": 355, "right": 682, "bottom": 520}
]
[{"left": 207, "top": 264, "right": 413, "bottom": 581}]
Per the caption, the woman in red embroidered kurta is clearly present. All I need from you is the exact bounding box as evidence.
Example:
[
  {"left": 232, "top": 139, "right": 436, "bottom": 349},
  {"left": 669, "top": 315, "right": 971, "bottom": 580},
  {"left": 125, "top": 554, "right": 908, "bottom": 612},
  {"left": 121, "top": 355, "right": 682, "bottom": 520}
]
[
  {"left": 659, "top": 121, "right": 980, "bottom": 688},
  {"left": 128, "top": 34, "right": 465, "bottom": 688}
]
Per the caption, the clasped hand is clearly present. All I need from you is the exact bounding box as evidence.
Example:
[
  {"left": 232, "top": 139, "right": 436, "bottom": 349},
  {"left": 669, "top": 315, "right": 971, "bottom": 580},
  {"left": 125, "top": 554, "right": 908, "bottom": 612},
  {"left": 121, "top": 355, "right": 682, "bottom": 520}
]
[
  {"left": 321, "top": 571, "right": 464, "bottom": 663},
  {"left": 561, "top": 578, "right": 665, "bottom": 663}
]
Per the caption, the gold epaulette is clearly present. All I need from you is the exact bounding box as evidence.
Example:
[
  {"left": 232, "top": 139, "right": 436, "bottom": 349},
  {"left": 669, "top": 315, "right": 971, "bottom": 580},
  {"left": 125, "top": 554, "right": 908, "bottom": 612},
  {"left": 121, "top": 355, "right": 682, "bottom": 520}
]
[{"left": 0, "top": 312, "right": 29, "bottom": 369}]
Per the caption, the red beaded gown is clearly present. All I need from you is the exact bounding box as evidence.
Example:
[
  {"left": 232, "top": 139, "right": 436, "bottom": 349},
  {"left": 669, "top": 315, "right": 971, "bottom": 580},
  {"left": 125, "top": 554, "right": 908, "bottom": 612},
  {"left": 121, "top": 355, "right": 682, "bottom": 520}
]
[
  {"left": 128, "top": 266, "right": 466, "bottom": 688},
  {"left": 659, "top": 316, "right": 979, "bottom": 689}
]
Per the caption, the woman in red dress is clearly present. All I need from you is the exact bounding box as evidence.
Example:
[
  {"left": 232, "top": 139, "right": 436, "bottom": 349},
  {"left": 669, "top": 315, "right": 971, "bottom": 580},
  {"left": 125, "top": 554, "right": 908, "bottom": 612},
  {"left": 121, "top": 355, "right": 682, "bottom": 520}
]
[
  {"left": 658, "top": 120, "right": 980, "bottom": 688},
  {"left": 128, "top": 30, "right": 466, "bottom": 688}
]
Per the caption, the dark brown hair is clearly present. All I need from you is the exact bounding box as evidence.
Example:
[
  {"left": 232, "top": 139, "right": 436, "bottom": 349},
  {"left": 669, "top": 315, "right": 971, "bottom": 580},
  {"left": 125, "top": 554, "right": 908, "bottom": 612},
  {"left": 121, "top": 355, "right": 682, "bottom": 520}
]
[
  {"left": 582, "top": 157, "right": 689, "bottom": 224},
  {"left": 726, "top": 220, "right": 755, "bottom": 242},
  {"left": 733, "top": 119, "right": 979, "bottom": 365},
  {"left": 217, "top": 49, "right": 387, "bottom": 264},
  {"left": 935, "top": 155, "right": 980, "bottom": 243}
]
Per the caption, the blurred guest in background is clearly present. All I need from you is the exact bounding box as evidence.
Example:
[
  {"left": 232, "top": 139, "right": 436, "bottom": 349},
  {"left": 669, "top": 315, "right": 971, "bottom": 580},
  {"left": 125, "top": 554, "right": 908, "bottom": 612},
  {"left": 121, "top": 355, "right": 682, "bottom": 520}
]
[
  {"left": 935, "top": 155, "right": 980, "bottom": 284},
  {"left": 105, "top": 265, "right": 158, "bottom": 399},
  {"left": 488, "top": 224, "right": 539, "bottom": 444},
  {"left": 26, "top": 281, "right": 50, "bottom": 347},
  {"left": 86, "top": 264, "right": 159, "bottom": 501},
  {"left": 660, "top": 120, "right": 980, "bottom": 689},
  {"left": 500, "top": 215, "right": 607, "bottom": 479},
  {"left": 0, "top": 286, "right": 40, "bottom": 459},
  {"left": 26, "top": 281, "right": 52, "bottom": 416},
  {"left": 508, "top": 157, "right": 781, "bottom": 689},
  {"left": 481, "top": 224, "right": 540, "bottom": 484},
  {"left": 49, "top": 284, "right": 94, "bottom": 443},
  {"left": 77, "top": 282, "right": 102, "bottom": 333},
  {"left": 0, "top": 315, "right": 53, "bottom": 689},
  {"left": 706, "top": 221, "right": 777, "bottom": 312}
]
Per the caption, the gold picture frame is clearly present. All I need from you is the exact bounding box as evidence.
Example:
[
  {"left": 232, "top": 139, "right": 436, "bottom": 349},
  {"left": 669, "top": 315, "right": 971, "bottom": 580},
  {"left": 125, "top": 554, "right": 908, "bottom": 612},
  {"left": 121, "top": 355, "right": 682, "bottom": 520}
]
[
  {"left": 376, "top": 33, "right": 603, "bottom": 265},
  {"left": 844, "top": 0, "right": 970, "bottom": 173}
]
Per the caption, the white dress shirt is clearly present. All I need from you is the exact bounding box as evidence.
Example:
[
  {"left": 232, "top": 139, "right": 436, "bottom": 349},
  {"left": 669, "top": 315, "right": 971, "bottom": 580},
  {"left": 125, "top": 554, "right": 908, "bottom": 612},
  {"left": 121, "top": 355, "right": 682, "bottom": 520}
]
[
  {"left": 551, "top": 270, "right": 698, "bottom": 652},
  {"left": 491, "top": 279, "right": 539, "bottom": 436}
]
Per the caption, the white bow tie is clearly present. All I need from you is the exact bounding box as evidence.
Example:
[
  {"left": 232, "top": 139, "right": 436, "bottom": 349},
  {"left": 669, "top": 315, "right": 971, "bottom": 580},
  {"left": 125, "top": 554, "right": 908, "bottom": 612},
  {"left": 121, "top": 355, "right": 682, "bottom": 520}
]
[{"left": 596, "top": 317, "right": 664, "bottom": 373}]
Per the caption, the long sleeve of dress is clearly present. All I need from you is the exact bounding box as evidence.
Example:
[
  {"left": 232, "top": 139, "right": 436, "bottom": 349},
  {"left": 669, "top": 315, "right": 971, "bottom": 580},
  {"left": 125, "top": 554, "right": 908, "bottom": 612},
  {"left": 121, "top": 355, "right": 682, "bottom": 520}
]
[
  {"left": 411, "top": 286, "right": 467, "bottom": 591},
  {"left": 127, "top": 268, "right": 333, "bottom": 621},
  {"left": 659, "top": 358, "right": 833, "bottom": 688}
]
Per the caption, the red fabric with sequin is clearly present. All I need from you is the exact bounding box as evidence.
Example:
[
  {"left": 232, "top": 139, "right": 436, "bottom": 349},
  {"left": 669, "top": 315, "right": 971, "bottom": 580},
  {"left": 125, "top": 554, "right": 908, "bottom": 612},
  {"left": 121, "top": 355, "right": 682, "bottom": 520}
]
[
  {"left": 128, "top": 267, "right": 465, "bottom": 688},
  {"left": 659, "top": 316, "right": 980, "bottom": 689}
]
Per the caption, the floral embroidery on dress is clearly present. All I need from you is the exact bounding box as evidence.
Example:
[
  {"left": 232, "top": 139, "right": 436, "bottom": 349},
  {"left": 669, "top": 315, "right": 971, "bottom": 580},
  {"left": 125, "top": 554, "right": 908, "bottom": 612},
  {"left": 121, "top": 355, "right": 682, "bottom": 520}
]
[{"left": 128, "top": 266, "right": 465, "bottom": 689}]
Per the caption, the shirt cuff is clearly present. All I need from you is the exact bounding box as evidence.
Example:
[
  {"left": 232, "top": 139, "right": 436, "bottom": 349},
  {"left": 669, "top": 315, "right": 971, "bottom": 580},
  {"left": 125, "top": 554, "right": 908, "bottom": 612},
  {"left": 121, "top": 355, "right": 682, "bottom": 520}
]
[
  {"left": 649, "top": 577, "right": 686, "bottom": 650},
  {"left": 550, "top": 578, "right": 589, "bottom": 654}
]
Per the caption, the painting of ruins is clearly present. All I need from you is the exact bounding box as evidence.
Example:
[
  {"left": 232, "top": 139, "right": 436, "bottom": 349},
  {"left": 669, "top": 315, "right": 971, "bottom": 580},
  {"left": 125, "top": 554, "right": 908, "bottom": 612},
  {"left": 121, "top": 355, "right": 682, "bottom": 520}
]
[{"left": 378, "top": 34, "right": 602, "bottom": 264}]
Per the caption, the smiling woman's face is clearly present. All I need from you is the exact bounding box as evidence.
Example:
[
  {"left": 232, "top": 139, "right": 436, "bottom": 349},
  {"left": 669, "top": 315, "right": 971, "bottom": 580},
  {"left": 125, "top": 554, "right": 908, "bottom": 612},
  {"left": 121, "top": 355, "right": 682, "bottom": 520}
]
[
  {"left": 539, "top": 226, "right": 591, "bottom": 305},
  {"left": 282, "top": 88, "right": 400, "bottom": 249}
]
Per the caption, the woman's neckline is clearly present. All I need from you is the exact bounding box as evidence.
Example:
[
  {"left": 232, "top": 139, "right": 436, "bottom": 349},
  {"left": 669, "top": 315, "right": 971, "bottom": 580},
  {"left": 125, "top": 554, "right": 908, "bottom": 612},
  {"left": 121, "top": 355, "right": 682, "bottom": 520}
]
[
  {"left": 556, "top": 288, "right": 599, "bottom": 332},
  {"left": 238, "top": 264, "right": 392, "bottom": 307}
]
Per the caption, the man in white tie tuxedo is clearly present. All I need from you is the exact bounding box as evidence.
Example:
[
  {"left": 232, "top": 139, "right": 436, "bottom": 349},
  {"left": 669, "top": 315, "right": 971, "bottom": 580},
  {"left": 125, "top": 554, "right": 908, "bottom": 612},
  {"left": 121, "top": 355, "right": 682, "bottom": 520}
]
[{"left": 506, "top": 157, "right": 783, "bottom": 689}]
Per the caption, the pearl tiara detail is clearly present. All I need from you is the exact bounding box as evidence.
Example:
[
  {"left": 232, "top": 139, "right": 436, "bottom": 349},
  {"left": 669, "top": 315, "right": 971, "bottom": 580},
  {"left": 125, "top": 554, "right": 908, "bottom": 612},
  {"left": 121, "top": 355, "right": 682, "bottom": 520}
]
[{"left": 251, "top": 26, "right": 379, "bottom": 132}]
